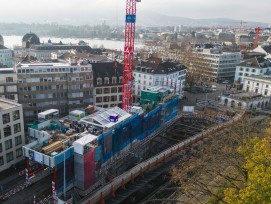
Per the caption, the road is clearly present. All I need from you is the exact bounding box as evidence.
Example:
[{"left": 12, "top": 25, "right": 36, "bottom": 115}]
[{"left": 181, "top": 82, "right": 226, "bottom": 108}]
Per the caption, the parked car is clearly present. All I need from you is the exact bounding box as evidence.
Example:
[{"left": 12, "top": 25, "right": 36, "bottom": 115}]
[
  {"left": 211, "top": 85, "right": 217, "bottom": 91},
  {"left": 222, "top": 80, "right": 230, "bottom": 84}
]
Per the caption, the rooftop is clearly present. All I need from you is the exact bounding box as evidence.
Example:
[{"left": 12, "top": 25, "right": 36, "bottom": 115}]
[
  {"left": 229, "top": 92, "right": 264, "bottom": 100},
  {"left": 239, "top": 56, "right": 270, "bottom": 68},
  {"left": 0, "top": 98, "right": 20, "bottom": 110}
]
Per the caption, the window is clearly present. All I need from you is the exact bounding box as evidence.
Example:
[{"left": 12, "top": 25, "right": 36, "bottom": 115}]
[
  {"left": 239, "top": 73, "right": 243, "bottom": 76},
  {"left": 4, "top": 126, "right": 11, "bottom": 137},
  {"left": 256, "top": 83, "right": 259, "bottom": 86},
  {"left": 247, "top": 81, "right": 250, "bottom": 84},
  {"left": 96, "top": 97, "right": 102, "bottom": 103},
  {"left": 0, "top": 143, "right": 2, "bottom": 153},
  {"left": 104, "top": 88, "right": 110, "bottom": 94},
  {"left": 252, "top": 69, "right": 256, "bottom": 73},
  {"left": 266, "top": 85, "right": 269, "bottom": 88},
  {"left": 240, "top": 68, "right": 243, "bottom": 71},
  {"left": 112, "top": 77, "right": 117, "bottom": 84},
  {"left": 5, "top": 139, "right": 12, "bottom": 150},
  {"left": 15, "top": 135, "right": 22, "bottom": 146},
  {"left": 246, "top": 68, "right": 249, "bottom": 72},
  {"left": 6, "top": 77, "right": 13, "bottom": 83},
  {"left": 96, "top": 88, "right": 102, "bottom": 94},
  {"left": 0, "top": 156, "right": 3, "bottom": 166},
  {"left": 119, "top": 77, "right": 122, "bottom": 84},
  {"left": 14, "top": 123, "right": 21, "bottom": 133},
  {"left": 13, "top": 110, "right": 20, "bottom": 121},
  {"left": 103, "top": 96, "right": 110, "bottom": 102},
  {"left": 118, "top": 87, "right": 122, "bottom": 93},
  {"left": 16, "top": 148, "right": 22, "bottom": 158},
  {"left": 2, "top": 113, "right": 10, "bottom": 124},
  {"left": 111, "top": 96, "right": 117, "bottom": 102},
  {"left": 265, "top": 90, "right": 268, "bottom": 95},
  {"left": 6, "top": 152, "right": 13, "bottom": 163},
  {"left": 111, "top": 87, "right": 117, "bottom": 93},
  {"left": 104, "top": 77, "right": 109, "bottom": 85},
  {"left": 97, "top": 78, "right": 102, "bottom": 85}
]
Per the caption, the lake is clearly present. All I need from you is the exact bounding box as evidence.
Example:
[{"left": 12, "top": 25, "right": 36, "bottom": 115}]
[{"left": 3, "top": 36, "right": 144, "bottom": 51}]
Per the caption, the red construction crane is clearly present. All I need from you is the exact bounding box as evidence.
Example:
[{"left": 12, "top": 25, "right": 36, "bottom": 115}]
[
  {"left": 122, "top": 0, "right": 140, "bottom": 111},
  {"left": 254, "top": 27, "right": 271, "bottom": 48}
]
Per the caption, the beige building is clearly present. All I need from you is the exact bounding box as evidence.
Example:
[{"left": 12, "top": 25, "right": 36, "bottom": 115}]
[
  {"left": 0, "top": 98, "right": 25, "bottom": 172},
  {"left": 0, "top": 68, "right": 18, "bottom": 101},
  {"left": 17, "top": 61, "right": 93, "bottom": 122}
]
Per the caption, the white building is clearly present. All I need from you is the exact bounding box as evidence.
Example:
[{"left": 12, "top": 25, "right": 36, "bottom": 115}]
[
  {"left": 235, "top": 57, "right": 271, "bottom": 83},
  {"left": 0, "top": 98, "right": 25, "bottom": 172},
  {"left": 133, "top": 59, "right": 186, "bottom": 100},
  {"left": 192, "top": 48, "right": 242, "bottom": 82},
  {"left": 220, "top": 92, "right": 269, "bottom": 110},
  {"left": 243, "top": 75, "right": 271, "bottom": 96},
  {"left": 0, "top": 45, "right": 13, "bottom": 68}
]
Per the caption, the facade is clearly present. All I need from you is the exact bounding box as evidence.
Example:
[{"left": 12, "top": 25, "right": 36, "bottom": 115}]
[
  {"left": 235, "top": 57, "right": 271, "bottom": 83},
  {"left": 220, "top": 92, "right": 269, "bottom": 110},
  {"left": 92, "top": 62, "right": 123, "bottom": 108},
  {"left": 0, "top": 98, "right": 25, "bottom": 172},
  {"left": 17, "top": 61, "right": 93, "bottom": 122},
  {"left": 243, "top": 75, "right": 271, "bottom": 96},
  {"left": 0, "top": 68, "right": 18, "bottom": 100},
  {"left": 133, "top": 59, "right": 186, "bottom": 100},
  {"left": 0, "top": 45, "right": 13, "bottom": 68},
  {"left": 191, "top": 48, "right": 242, "bottom": 82}
]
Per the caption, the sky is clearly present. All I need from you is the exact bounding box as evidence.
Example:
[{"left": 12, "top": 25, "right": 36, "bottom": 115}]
[{"left": 0, "top": 0, "right": 270, "bottom": 24}]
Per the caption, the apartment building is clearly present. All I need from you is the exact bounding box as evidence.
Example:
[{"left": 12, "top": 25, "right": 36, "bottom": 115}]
[
  {"left": 0, "top": 68, "right": 18, "bottom": 101},
  {"left": 235, "top": 57, "right": 271, "bottom": 83},
  {"left": 133, "top": 59, "right": 186, "bottom": 100},
  {"left": 92, "top": 62, "right": 123, "bottom": 108},
  {"left": 17, "top": 61, "right": 93, "bottom": 122},
  {"left": 0, "top": 98, "right": 25, "bottom": 172},
  {"left": 191, "top": 48, "right": 242, "bottom": 82}
]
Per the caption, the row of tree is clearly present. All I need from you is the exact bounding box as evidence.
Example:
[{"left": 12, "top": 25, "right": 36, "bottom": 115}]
[{"left": 171, "top": 114, "right": 271, "bottom": 203}]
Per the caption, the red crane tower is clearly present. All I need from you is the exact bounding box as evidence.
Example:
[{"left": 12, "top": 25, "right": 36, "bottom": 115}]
[
  {"left": 254, "top": 27, "right": 271, "bottom": 48},
  {"left": 254, "top": 27, "right": 264, "bottom": 48},
  {"left": 122, "top": 0, "right": 140, "bottom": 111}
]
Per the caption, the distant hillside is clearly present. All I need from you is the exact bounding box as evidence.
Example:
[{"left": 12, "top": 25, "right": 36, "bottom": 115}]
[{"left": 136, "top": 10, "right": 269, "bottom": 27}]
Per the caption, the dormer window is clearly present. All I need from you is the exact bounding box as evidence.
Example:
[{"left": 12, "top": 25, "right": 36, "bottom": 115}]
[
  {"left": 104, "top": 77, "right": 109, "bottom": 85},
  {"left": 97, "top": 78, "right": 102, "bottom": 85},
  {"left": 112, "top": 77, "right": 117, "bottom": 84}
]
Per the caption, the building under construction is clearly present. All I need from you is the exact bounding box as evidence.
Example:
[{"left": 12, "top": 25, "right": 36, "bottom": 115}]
[{"left": 22, "top": 86, "right": 178, "bottom": 202}]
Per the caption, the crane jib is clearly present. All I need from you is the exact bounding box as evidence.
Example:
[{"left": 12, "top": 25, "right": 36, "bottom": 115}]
[{"left": 126, "top": 15, "right": 136, "bottom": 23}]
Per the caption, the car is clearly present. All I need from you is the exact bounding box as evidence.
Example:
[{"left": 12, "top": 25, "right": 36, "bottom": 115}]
[
  {"left": 211, "top": 85, "right": 217, "bottom": 91},
  {"left": 222, "top": 80, "right": 230, "bottom": 84}
]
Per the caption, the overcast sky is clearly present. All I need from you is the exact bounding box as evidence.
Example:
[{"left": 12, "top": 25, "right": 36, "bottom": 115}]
[{"left": 0, "top": 0, "right": 270, "bottom": 24}]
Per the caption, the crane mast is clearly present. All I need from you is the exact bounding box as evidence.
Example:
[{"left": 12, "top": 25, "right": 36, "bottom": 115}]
[{"left": 122, "top": 0, "right": 138, "bottom": 111}]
